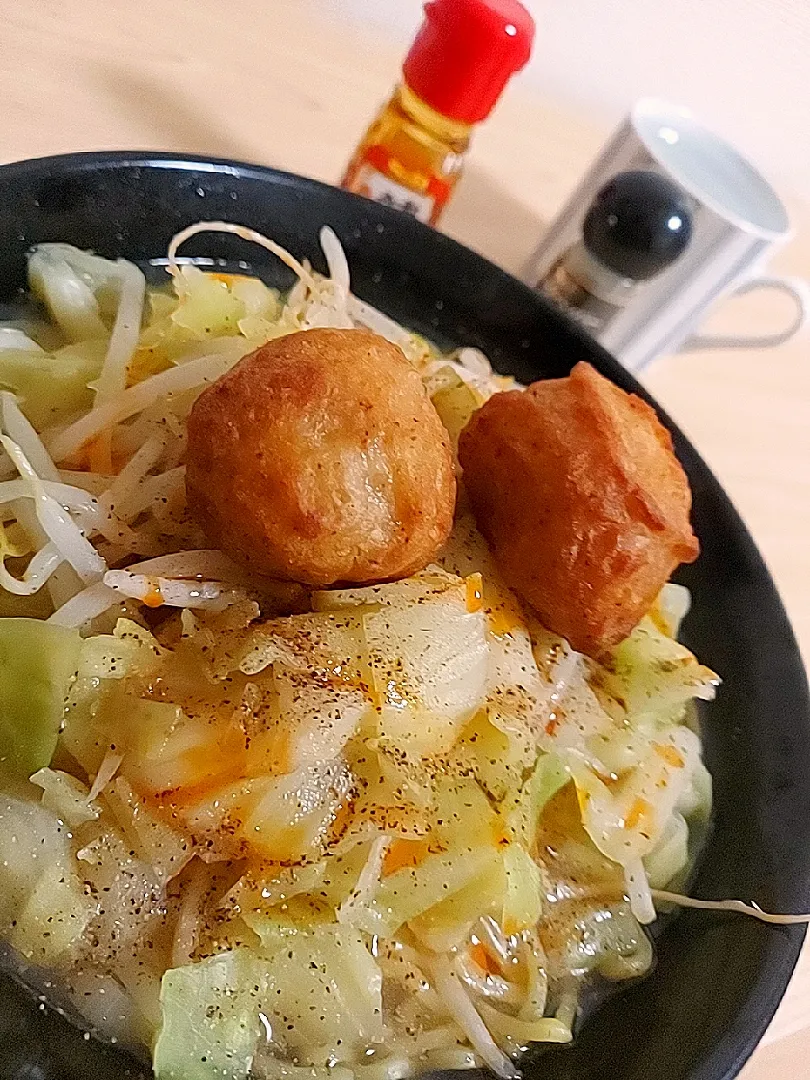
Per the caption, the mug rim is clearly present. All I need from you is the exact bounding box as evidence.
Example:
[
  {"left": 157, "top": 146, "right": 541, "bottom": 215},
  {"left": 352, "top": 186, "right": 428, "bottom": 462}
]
[{"left": 630, "top": 98, "right": 791, "bottom": 241}]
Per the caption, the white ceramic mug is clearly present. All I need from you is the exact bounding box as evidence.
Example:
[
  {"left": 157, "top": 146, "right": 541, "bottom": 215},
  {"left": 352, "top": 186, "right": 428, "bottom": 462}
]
[{"left": 523, "top": 99, "right": 809, "bottom": 373}]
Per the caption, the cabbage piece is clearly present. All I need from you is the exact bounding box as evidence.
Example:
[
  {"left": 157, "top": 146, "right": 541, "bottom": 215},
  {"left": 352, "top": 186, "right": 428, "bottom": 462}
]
[
  {"left": 0, "top": 796, "right": 75, "bottom": 915},
  {"left": 501, "top": 843, "right": 543, "bottom": 936},
  {"left": 155, "top": 926, "right": 383, "bottom": 1079},
  {"left": 677, "top": 755, "right": 712, "bottom": 823},
  {"left": 507, "top": 752, "right": 569, "bottom": 849},
  {"left": 76, "top": 819, "right": 165, "bottom": 969},
  {"left": 123, "top": 674, "right": 361, "bottom": 805},
  {"left": 363, "top": 590, "right": 488, "bottom": 753},
  {"left": 315, "top": 570, "right": 489, "bottom": 756},
  {"left": 131, "top": 270, "right": 280, "bottom": 380},
  {"left": 58, "top": 966, "right": 146, "bottom": 1047},
  {"left": 30, "top": 766, "right": 99, "bottom": 826},
  {"left": 113, "top": 610, "right": 366, "bottom": 799},
  {"left": 430, "top": 773, "right": 501, "bottom": 847},
  {"left": 340, "top": 741, "right": 434, "bottom": 845},
  {"left": 312, "top": 568, "right": 458, "bottom": 612},
  {"left": 244, "top": 922, "right": 383, "bottom": 1060},
  {"left": 239, "top": 761, "right": 352, "bottom": 862},
  {"left": 0, "top": 328, "right": 44, "bottom": 352},
  {"left": 186, "top": 760, "right": 352, "bottom": 863},
  {"left": 650, "top": 583, "right": 692, "bottom": 638},
  {"left": 643, "top": 812, "right": 689, "bottom": 889},
  {"left": 344, "top": 838, "right": 502, "bottom": 938},
  {"left": 28, "top": 246, "right": 109, "bottom": 342},
  {"left": 0, "top": 796, "right": 93, "bottom": 964},
  {"left": 436, "top": 512, "right": 530, "bottom": 641},
  {"left": 226, "top": 842, "right": 390, "bottom": 929},
  {"left": 30, "top": 243, "right": 126, "bottom": 301},
  {"left": 28, "top": 243, "right": 136, "bottom": 346},
  {"left": 487, "top": 629, "right": 553, "bottom": 756},
  {"left": 455, "top": 711, "right": 530, "bottom": 805},
  {"left": 602, "top": 615, "right": 719, "bottom": 725},
  {"left": 569, "top": 725, "right": 700, "bottom": 866},
  {"left": 0, "top": 340, "right": 103, "bottom": 429},
  {"left": 407, "top": 835, "right": 543, "bottom": 951},
  {"left": 474, "top": 581, "right": 562, "bottom": 766},
  {"left": 534, "top": 782, "right": 625, "bottom": 902},
  {"left": 0, "top": 618, "right": 80, "bottom": 779},
  {"left": 104, "top": 775, "right": 193, "bottom": 884},
  {"left": 121, "top": 697, "right": 248, "bottom": 798},
  {"left": 226, "top": 861, "right": 328, "bottom": 917},
  {"left": 350, "top": 844, "right": 501, "bottom": 938},
  {"left": 154, "top": 950, "right": 263, "bottom": 1080},
  {"left": 172, "top": 268, "right": 246, "bottom": 329},
  {"left": 408, "top": 858, "right": 505, "bottom": 952},
  {"left": 427, "top": 365, "right": 485, "bottom": 447},
  {"left": 315, "top": 840, "right": 389, "bottom": 913},
  {"left": 9, "top": 869, "right": 92, "bottom": 965},
  {"left": 236, "top": 609, "right": 370, "bottom": 682},
  {"left": 250, "top": 664, "right": 369, "bottom": 774}
]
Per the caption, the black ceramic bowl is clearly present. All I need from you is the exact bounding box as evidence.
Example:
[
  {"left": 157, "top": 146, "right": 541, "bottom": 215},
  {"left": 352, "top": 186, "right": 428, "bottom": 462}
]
[{"left": 0, "top": 152, "right": 807, "bottom": 1080}]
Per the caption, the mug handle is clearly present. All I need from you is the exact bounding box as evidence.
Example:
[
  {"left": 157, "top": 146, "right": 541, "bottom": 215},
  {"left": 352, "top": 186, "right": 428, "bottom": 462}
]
[{"left": 681, "top": 275, "right": 810, "bottom": 352}]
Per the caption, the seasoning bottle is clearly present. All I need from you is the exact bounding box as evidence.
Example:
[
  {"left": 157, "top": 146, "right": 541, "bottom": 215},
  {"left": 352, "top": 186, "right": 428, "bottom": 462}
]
[
  {"left": 537, "top": 170, "right": 694, "bottom": 336},
  {"left": 341, "top": 0, "right": 535, "bottom": 226}
]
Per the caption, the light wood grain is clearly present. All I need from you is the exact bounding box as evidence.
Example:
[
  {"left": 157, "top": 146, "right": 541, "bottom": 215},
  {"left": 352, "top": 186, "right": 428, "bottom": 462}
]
[{"left": 0, "top": 0, "right": 808, "bottom": 1074}]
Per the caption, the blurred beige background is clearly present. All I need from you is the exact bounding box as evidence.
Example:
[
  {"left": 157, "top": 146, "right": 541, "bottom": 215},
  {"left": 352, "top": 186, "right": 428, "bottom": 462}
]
[{"left": 320, "top": 0, "right": 810, "bottom": 196}]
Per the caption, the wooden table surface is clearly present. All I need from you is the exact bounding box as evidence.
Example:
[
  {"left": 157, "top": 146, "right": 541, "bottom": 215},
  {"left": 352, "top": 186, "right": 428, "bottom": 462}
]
[{"left": 1, "top": 0, "right": 808, "bottom": 1074}]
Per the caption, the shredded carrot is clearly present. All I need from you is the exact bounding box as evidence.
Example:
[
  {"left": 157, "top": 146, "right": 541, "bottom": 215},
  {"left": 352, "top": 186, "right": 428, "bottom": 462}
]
[
  {"left": 654, "top": 743, "right": 685, "bottom": 768},
  {"left": 465, "top": 573, "right": 484, "bottom": 613},
  {"left": 327, "top": 799, "right": 355, "bottom": 845},
  {"left": 86, "top": 433, "right": 114, "bottom": 474},
  {"left": 545, "top": 713, "right": 560, "bottom": 736},
  {"left": 143, "top": 586, "right": 164, "bottom": 608},
  {"left": 382, "top": 837, "right": 432, "bottom": 876},
  {"left": 624, "top": 796, "right": 652, "bottom": 831},
  {"left": 207, "top": 272, "right": 254, "bottom": 286},
  {"left": 469, "top": 940, "right": 502, "bottom": 977},
  {"left": 491, "top": 822, "right": 511, "bottom": 847},
  {"left": 487, "top": 598, "right": 524, "bottom": 637},
  {"left": 503, "top": 914, "right": 522, "bottom": 937}
]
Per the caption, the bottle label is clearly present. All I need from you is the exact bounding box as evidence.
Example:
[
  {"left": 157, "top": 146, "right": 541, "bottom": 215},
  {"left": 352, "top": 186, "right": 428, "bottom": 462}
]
[{"left": 353, "top": 166, "right": 435, "bottom": 223}]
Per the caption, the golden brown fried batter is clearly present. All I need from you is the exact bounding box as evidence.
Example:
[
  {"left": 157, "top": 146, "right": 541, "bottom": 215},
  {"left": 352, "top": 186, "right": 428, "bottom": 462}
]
[
  {"left": 458, "top": 362, "right": 698, "bottom": 657},
  {"left": 186, "top": 328, "right": 456, "bottom": 586}
]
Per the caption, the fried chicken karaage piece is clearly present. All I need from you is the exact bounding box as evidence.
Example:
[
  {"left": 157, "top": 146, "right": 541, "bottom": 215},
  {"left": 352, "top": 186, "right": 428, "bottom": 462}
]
[
  {"left": 458, "top": 362, "right": 698, "bottom": 656},
  {"left": 186, "top": 328, "right": 455, "bottom": 586}
]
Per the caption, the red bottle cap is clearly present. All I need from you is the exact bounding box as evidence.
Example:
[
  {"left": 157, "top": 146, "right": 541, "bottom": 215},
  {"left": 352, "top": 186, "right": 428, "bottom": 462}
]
[{"left": 402, "top": 0, "right": 535, "bottom": 125}]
